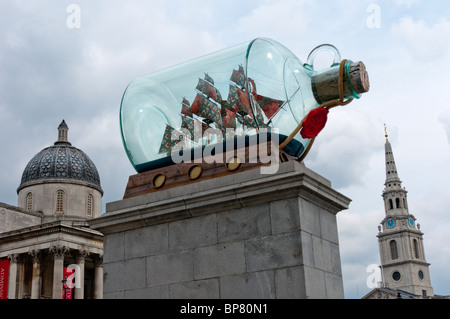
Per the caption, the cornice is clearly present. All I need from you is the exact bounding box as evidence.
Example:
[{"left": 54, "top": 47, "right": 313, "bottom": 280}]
[
  {"left": 380, "top": 260, "right": 431, "bottom": 268},
  {"left": 0, "top": 221, "right": 103, "bottom": 245},
  {"left": 90, "top": 161, "right": 351, "bottom": 235},
  {"left": 17, "top": 178, "right": 103, "bottom": 195},
  {"left": 0, "top": 202, "right": 43, "bottom": 218},
  {"left": 377, "top": 228, "right": 424, "bottom": 239}
]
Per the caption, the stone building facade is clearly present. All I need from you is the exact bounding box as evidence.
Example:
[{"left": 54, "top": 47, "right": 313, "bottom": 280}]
[{"left": 0, "top": 121, "right": 104, "bottom": 299}]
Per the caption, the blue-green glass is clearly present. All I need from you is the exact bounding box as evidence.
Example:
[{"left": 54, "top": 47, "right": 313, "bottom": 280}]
[{"left": 120, "top": 38, "right": 329, "bottom": 173}]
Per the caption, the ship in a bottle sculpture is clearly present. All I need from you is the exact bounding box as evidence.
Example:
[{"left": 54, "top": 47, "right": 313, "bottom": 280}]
[{"left": 120, "top": 38, "right": 369, "bottom": 197}]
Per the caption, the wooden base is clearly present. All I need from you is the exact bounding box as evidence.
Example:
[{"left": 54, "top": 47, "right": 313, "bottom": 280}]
[{"left": 123, "top": 141, "right": 299, "bottom": 199}]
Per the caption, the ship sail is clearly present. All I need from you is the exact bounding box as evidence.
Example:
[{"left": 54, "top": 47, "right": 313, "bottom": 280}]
[
  {"left": 181, "top": 97, "right": 193, "bottom": 118},
  {"left": 181, "top": 114, "right": 205, "bottom": 143},
  {"left": 226, "top": 66, "right": 269, "bottom": 130},
  {"left": 230, "top": 65, "right": 246, "bottom": 88},
  {"left": 158, "top": 124, "right": 183, "bottom": 154},
  {"left": 225, "top": 65, "right": 253, "bottom": 116},
  {"left": 221, "top": 106, "right": 236, "bottom": 130},
  {"left": 196, "top": 75, "right": 223, "bottom": 104},
  {"left": 191, "top": 94, "right": 223, "bottom": 127},
  {"left": 186, "top": 74, "right": 224, "bottom": 129},
  {"left": 248, "top": 78, "right": 284, "bottom": 121},
  {"left": 237, "top": 114, "right": 257, "bottom": 129},
  {"left": 254, "top": 95, "right": 284, "bottom": 119},
  {"left": 157, "top": 66, "right": 285, "bottom": 156},
  {"left": 225, "top": 85, "right": 253, "bottom": 116}
]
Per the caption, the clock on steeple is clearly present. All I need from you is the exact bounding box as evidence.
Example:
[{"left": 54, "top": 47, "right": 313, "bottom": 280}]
[
  {"left": 386, "top": 217, "right": 396, "bottom": 229},
  {"left": 408, "top": 217, "right": 415, "bottom": 228}
]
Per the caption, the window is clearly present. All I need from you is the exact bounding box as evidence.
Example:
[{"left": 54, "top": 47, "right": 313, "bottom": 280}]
[
  {"left": 26, "top": 192, "right": 33, "bottom": 211},
  {"left": 392, "top": 271, "right": 401, "bottom": 281},
  {"left": 56, "top": 190, "right": 65, "bottom": 214},
  {"left": 396, "top": 198, "right": 401, "bottom": 208},
  {"left": 390, "top": 240, "right": 398, "bottom": 260},
  {"left": 413, "top": 239, "right": 420, "bottom": 259},
  {"left": 418, "top": 270, "right": 424, "bottom": 280},
  {"left": 87, "top": 194, "right": 93, "bottom": 218},
  {"left": 389, "top": 199, "right": 393, "bottom": 210}
]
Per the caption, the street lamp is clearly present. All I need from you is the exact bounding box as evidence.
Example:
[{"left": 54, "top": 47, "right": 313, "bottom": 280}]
[{"left": 62, "top": 274, "right": 68, "bottom": 299}]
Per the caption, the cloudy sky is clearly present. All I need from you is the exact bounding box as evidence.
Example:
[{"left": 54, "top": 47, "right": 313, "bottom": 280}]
[{"left": 1, "top": 0, "right": 449, "bottom": 299}]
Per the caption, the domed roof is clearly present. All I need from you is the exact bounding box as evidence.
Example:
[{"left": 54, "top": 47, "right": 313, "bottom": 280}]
[{"left": 18, "top": 120, "right": 102, "bottom": 193}]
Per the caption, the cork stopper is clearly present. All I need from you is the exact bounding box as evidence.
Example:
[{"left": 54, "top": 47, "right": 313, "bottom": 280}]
[{"left": 311, "top": 61, "right": 370, "bottom": 104}]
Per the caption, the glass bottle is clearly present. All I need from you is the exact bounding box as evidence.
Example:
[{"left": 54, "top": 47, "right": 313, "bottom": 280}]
[{"left": 120, "top": 38, "right": 367, "bottom": 173}]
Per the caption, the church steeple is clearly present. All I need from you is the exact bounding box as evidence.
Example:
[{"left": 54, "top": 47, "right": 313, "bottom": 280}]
[
  {"left": 384, "top": 125, "right": 402, "bottom": 187},
  {"left": 378, "top": 126, "right": 434, "bottom": 297},
  {"left": 382, "top": 126, "right": 407, "bottom": 216}
]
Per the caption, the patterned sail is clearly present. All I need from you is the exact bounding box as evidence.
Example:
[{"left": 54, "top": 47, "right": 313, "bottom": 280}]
[
  {"left": 225, "top": 85, "right": 252, "bottom": 115},
  {"left": 181, "top": 97, "right": 193, "bottom": 118},
  {"left": 248, "top": 78, "right": 283, "bottom": 120},
  {"left": 230, "top": 65, "right": 246, "bottom": 88},
  {"left": 181, "top": 115, "right": 205, "bottom": 142},
  {"left": 204, "top": 73, "right": 215, "bottom": 85},
  {"left": 237, "top": 114, "right": 258, "bottom": 129},
  {"left": 196, "top": 77, "right": 223, "bottom": 104},
  {"left": 191, "top": 94, "right": 223, "bottom": 126},
  {"left": 157, "top": 65, "right": 284, "bottom": 156},
  {"left": 221, "top": 107, "right": 236, "bottom": 130},
  {"left": 158, "top": 124, "right": 183, "bottom": 154},
  {"left": 254, "top": 95, "right": 284, "bottom": 119}
]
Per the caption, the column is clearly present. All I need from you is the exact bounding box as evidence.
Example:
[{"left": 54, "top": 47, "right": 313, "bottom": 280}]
[
  {"left": 74, "top": 250, "right": 88, "bottom": 299},
  {"left": 17, "top": 257, "right": 25, "bottom": 299},
  {"left": 7, "top": 254, "right": 19, "bottom": 299},
  {"left": 29, "top": 250, "right": 41, "bottom": 299},
  {"left": 51, "top": 246, "right": 68, "bottom": 299},
  {"left": 93, "top": 255, "right": 103, "bottom": 299}
]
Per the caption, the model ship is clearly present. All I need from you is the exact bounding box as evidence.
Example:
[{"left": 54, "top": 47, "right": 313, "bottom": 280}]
[{"left": 158, "top": 66, "right": 285, "bottom": 155}]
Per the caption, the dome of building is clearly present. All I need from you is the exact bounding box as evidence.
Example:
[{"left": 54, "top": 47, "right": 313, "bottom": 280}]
[{"left": 17, "top": 120, "right": 103, "bottom": 194}]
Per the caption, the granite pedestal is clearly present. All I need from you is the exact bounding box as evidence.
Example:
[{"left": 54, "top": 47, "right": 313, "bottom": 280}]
[{"left": 89, "top": 161, "right": 351, "bottom": 299}]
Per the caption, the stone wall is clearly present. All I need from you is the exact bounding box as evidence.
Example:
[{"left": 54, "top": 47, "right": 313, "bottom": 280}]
[
  {"left": 90, "top": 161, "right": 351, "bottom": 299},
  {"left": 0, "top": 203, "right": 42, "bottom": 233},
  {"left": 17, "top": 180, "right": 102, "bottom": 221}
]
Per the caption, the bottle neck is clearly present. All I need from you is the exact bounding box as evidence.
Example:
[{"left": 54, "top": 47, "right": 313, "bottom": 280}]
[{"left": 310, "top": 61, "right": 369, "bottom": 104}]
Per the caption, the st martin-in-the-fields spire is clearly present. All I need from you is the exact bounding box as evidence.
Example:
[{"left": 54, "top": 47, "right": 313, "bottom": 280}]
[
  {"left": 377, "top": 126, "right": 434, "bottom": 297},
  {"left": 384, "top": 125, "right": 401, "bottom": 187},
  {"left": 382, "top": 125, "right": 408, "bottom": 216}
]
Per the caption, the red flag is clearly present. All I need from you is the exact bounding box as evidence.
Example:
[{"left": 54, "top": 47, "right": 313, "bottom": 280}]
[
  {"left": 62, "top": 267, "right": 74, "bottom": 299},
  {"left": 0, "top": 260, "right": 9, "bottom": 299}
]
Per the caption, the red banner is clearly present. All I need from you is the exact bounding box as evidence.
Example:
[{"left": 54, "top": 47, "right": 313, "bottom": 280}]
[
  {"left": 62, "top": 267, "right": 74, "bottom": 299},
  {"left": 0, "top": 259, "right": 9, "bottom": 300}
]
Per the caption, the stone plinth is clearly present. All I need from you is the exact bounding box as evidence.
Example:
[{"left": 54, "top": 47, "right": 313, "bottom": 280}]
[{"left": 89, "top": 161, "right": 351, "bottom": 299}]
